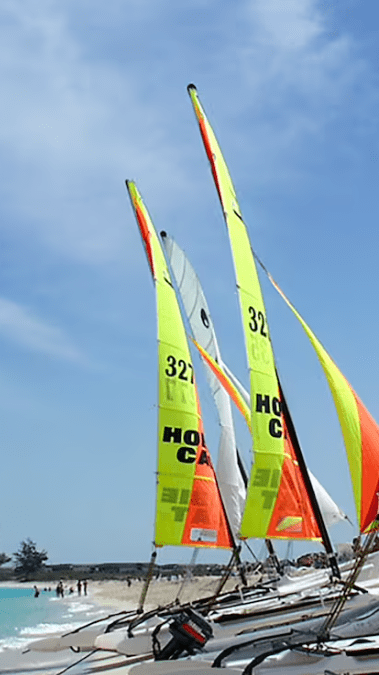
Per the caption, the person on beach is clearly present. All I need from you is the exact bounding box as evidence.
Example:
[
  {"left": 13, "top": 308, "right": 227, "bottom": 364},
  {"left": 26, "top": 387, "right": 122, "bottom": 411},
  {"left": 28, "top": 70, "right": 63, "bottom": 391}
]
[
  {"left": 77, "top": 579, "right": 82, "bottom": 596},
  {"left": 83, "top": 579, "right": 87, "bottom": 595},
  {"left": 56, "top": 580, "right": 64, "bottom": 598},
  {"left": 33, "top": 585, "right": 39, "bottom": 598}
]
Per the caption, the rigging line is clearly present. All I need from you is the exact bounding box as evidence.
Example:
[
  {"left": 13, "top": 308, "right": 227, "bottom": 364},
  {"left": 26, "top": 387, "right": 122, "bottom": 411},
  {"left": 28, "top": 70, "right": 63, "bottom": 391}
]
[
  {"left": 319, "top": 518, "right": 379, "bottom": 638},
  {"left": 61, "top": 609, "right": 133, "bottom": 637},
  {"left": 54, "top": 649, "right": 99, "bottom": 675},
  {"left": 264, "top": 538, "right": 282, "bottom": 576},
  {"left": 203, "top": 545, "right": 240, "bottom": 614},
  {"left": 175, "top": 547, "right": 199, "bottom": 604},
  {"left": 243, "top": 539, "right": 260, "bottom": 564}
]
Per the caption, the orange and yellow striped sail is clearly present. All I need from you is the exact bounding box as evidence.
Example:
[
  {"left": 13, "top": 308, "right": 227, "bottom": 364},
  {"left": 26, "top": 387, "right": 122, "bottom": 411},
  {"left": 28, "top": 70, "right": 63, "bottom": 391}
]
[
  {"left": 188, "top": 85, "right": 321, "bottom": 541},
  {"left": 126, "top": 181, "right": 233, "bottom": 549},
  {"left": 191, "top": 338, "right": 252, "bottom": 433},
  {"left": 267, "top": 272, "right": 379, "bottom": 533}
]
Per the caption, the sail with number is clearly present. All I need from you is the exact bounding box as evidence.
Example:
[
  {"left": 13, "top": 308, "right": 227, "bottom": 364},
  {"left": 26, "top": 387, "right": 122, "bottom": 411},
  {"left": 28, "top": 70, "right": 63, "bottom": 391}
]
[
  {"left": 265, "top": 270, "right": 379, "bottom": 534},
  {"left": 161, "top": 232, "right": 246, "bottom": 537},
  {"left": 187, "top": 84, "right": 322, "bottom": 542},
  {"left": 126, "top": 180, "right": 233, "bottom": 550}
]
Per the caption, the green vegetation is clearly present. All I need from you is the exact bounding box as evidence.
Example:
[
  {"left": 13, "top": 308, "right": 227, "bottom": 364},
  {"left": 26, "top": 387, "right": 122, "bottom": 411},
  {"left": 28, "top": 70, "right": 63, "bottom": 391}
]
[
  {"left": 0, "top": 553, "right": 11, "bottom": 566},
  {"left": 13, "top": 539, "right": 48, "bottom": 580}
]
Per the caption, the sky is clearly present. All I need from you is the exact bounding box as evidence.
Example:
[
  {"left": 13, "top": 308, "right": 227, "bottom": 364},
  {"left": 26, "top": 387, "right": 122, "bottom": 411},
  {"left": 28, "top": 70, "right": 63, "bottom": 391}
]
[{"left": 0, "top": 0, "right": 379, "bottom": 566}]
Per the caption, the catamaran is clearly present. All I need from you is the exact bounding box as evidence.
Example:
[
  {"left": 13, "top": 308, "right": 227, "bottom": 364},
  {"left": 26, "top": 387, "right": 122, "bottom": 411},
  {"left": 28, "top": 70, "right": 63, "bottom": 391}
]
[{"left": 108, "top": 86, "right": 379, "bottom": 672}]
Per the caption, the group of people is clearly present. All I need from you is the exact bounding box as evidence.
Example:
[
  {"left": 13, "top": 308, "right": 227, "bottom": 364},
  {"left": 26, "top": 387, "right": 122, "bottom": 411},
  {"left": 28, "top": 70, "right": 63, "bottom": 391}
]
[
  {"left": 33, "top": 581, "right": 89, "bottom": 599},
  {"left": 54, "top": 579, "right": 88, "bottom": 598},
  {"left": 76, "top": 579, "right": 88, "bottom": 595}
]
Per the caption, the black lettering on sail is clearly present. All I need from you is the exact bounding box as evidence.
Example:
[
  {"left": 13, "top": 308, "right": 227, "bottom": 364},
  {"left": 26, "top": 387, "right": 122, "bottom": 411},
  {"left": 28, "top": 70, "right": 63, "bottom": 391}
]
[
  {"left": 272, "top": 397, "right": 282, "bottom": 417},
  {"left": 256, "top": 394, "right": 271, "bottom": 414},
  {"left": 177, "top": 447, "right": 196, "bottom": 463},
  {"left": 183, "top": 429, "right": 200, "bottom": 446},
  {"left": 163, "top": 427, "right": 182, "bottom": 444},
  {"left": 269, "top": 418, "right": 282, "bottom": 438}
]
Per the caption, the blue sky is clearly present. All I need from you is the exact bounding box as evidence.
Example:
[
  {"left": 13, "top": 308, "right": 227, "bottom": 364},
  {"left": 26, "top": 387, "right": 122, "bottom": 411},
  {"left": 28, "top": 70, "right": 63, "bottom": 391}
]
[{"left": 0, "top": 0, "right": 379, "bottom": 566}]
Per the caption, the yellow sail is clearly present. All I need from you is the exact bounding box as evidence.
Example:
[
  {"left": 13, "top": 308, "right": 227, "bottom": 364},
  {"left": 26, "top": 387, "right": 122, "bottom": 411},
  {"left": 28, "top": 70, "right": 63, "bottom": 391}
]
[
  {"left": 126, "top": 181, "right": 233, "bottom": 549},
  {"left": 188, "top": 85, "right": 321, "bottom": 541},
  {"left": 266, "top": 270, "right": 379, "bottom": 533}
]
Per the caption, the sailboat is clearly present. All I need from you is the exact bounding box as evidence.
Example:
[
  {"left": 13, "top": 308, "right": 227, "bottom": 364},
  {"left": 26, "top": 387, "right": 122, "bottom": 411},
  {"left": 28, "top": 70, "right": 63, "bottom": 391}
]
[
  {"left": 25, "top": 176, "right": 349, "bottom": 662},
  {"left": 128, "top": 83, "right": 379, "bottom": 672},
  {"left": 186, "top": 81, "right": 379, "bottom": 557},
  {"left": 89, "top": 164, "right": 361, "bottom": 660},
  {"left": 102, "top": 86, "right": 379, "bottom": 673},
  {"left": 186, "top": 84, "right": 342, "bottom": 575}
]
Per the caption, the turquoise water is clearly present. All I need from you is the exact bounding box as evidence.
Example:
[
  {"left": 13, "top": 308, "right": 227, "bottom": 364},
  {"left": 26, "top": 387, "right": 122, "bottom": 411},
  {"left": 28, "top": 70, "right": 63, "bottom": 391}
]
[{"left": 0, "top": 585, "right": 105, "bottom": 652}]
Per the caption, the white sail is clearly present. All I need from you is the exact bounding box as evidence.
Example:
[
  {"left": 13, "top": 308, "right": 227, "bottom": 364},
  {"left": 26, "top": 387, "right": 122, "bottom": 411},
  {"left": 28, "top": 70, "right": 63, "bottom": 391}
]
[
  {"left": 161, "top": 232, "right": 246, "bottom": 537},
  {"left": 307, "top": 472, "right": 348, "bottom": 527}
]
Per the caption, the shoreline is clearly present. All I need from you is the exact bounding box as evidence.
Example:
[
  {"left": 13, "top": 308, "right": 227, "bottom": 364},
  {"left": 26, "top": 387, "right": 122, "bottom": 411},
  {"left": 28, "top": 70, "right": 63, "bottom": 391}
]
[{"left": 0, "top": 571, "right": 261, "bottom": 612}]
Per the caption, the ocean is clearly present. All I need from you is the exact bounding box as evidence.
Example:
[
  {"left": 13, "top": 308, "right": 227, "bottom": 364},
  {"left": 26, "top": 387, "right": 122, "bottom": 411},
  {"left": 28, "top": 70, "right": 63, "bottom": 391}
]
[{"left": 0, "top": 584, "right": 111, "bottom": 674}]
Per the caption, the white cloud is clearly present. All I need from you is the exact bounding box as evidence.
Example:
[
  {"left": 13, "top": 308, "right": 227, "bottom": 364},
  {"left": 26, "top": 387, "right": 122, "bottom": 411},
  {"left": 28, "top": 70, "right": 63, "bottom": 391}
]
[
  {"left": 251, "top": 0, "right": 324, "bottom": 50},
  {"left": 200, "top": 0, "right": 371, "bottom": 192},
  {"left": 0, "top": 297, "right": 84, "bottom": 362},
  {"left": 0, "top": 0, "right": 184, "bottom": 263},
  {"left": 245, "top": 0, "right": 357, "bottom": 101},
  {"left": 0, "top": 0, "right": 374, "bottom": 265}
]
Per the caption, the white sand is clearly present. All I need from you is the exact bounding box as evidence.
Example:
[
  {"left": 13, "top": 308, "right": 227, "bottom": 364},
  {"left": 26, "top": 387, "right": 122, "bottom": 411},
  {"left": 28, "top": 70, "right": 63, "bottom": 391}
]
[{"left": 90, "top": 574, "right": 250, "bottom": 611}]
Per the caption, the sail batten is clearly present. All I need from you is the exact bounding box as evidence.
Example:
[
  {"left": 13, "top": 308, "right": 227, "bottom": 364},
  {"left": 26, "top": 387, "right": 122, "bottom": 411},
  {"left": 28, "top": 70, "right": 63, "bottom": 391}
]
[{"left": 126, "top": 180, "right": 233, "bottom": 550}]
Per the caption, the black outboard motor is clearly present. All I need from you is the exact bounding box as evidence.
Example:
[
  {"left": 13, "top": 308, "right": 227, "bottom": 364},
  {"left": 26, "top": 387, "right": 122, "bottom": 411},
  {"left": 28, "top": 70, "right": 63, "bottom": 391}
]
[{"left": 153, "top": 608, "right": 213, "bottom": 661}]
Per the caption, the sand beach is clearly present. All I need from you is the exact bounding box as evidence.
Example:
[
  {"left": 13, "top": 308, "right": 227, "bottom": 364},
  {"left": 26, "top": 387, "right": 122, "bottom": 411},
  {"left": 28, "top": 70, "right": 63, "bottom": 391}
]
[{"left": 91, "top": 574, "right": 249, "bottom": 610}]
